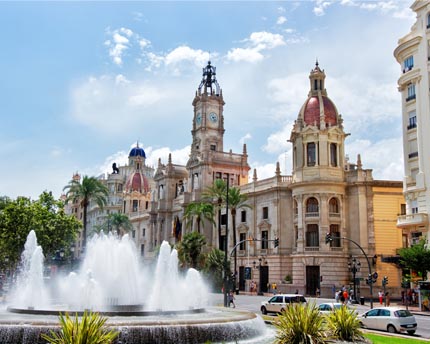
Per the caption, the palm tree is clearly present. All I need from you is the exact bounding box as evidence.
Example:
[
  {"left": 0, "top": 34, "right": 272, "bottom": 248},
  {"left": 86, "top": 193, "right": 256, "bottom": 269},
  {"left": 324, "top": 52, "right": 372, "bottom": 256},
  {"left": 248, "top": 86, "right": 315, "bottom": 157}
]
[
  {"left": 183, "top": 201, "right": 215, "bottom": 233},
  {"left": 227, "top": 187, "right": 252, "bottom": 288},
  {"left": 179, "top": 231, "right": 206, "bottom": 269},
  {"left": 63, "top": 175, "right": 109, "bottom": 250},
  {"left": 204, "top": 248, "right": 229, "bottom": 292},
  {"left": 202, "top": 179, "right": 227, "bottom": 249},
  {"left": 104, "top": 213, "right": 133, "bottom": 236}
]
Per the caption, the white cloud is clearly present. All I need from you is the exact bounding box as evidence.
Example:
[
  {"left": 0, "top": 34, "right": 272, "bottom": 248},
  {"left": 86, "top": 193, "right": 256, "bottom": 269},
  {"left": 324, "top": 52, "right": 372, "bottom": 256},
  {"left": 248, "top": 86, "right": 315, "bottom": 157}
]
[
  {"left": 240, "top": 133, "right": 252, "bottom": 145},
  {"left": 313, "top": 0, "right": 334, "bottom": 16},
  {"left": 226, "top": 31, "right": 285, "bottom": 63},
  {"left": 164, "top": 46, "right": 209, "bottom": 67},
  {"left": 277, "top": 16, "right": 287, "bottom": 25},
  {"left": 262, "top": 124, "right": 294, "bottom": 155},
  {"left": 105, "top": 27, "right": 135, "bottom": 66}
]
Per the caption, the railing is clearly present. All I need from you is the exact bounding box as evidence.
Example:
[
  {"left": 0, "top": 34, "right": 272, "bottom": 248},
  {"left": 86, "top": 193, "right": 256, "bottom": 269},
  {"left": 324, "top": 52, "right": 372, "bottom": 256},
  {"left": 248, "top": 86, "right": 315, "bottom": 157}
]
[
  {"left": 408, "top": 152, "right": 418, "bottom": 159},
  {"left": 305, "top": 212, "right": 319, "bottom": 218},
  {"left": 329, "top": 212, "right": 341, "bottom": 218},
  {"left": 305, "top": 247, "right": 319, "bottom": 251},
  {"left": 406, "top": 94, "right": 416, "bottom": 102}
]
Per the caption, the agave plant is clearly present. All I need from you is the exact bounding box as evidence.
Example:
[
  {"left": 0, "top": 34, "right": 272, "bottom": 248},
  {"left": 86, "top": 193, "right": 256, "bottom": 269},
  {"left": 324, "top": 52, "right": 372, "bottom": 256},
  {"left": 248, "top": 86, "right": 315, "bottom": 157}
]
[
  {"left": 274, "top": 302, "right": 327, "bottom": 344},
  {"left": 325, "top": 305, "right": 364, "bottom": 342},
  {"left": 41, "top": 311, "right": 119, "bottom": 344}
]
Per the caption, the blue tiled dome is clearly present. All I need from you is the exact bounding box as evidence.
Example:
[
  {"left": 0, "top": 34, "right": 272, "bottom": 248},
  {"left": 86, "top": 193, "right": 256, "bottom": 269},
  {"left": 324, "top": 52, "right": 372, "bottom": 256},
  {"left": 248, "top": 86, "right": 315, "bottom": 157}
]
[{"left": 129, "top": 145, "right": 146, "bottom": 158}]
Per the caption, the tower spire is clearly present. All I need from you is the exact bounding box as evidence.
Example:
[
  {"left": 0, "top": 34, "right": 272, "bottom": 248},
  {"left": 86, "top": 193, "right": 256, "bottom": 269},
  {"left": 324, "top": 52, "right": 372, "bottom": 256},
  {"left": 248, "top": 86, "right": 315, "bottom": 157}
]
[{"left": 198, "top": 61, "right": 221, "bottom": 95}]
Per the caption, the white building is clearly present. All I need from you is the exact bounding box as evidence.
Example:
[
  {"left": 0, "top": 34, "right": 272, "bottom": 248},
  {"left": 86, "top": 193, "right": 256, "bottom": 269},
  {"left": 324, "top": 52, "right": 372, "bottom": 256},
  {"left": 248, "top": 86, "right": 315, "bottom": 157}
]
[{"left": 394, "top": 0, "right": 430, "bottom": 248}]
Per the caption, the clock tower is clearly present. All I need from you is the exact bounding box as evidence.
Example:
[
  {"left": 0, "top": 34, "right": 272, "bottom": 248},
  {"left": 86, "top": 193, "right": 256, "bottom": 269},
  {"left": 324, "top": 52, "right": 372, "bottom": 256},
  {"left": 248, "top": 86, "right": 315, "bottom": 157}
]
[{"left": 191, "top": 61, "right": 225, "bottom": 155}]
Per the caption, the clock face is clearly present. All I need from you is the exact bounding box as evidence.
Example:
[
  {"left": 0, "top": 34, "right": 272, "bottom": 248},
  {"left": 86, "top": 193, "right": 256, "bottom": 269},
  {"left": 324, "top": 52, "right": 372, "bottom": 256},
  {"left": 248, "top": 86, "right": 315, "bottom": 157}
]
[
  {"left": 196, "top": 112, "right": 202, "bottom": 125},
  {"left": 209, "top": 112, "right": 218, "bottom": 123}
]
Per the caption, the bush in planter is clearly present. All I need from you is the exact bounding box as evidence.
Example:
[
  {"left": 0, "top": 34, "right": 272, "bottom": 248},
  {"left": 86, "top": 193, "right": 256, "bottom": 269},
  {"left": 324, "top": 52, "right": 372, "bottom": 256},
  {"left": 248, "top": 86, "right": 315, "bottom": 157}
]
[
  {"left": 274, "top": 302, "right": 327, "bottom": 344},
  {"left": 41, "top": 310, "right": 119, "bottom": 344},
  {"left": 326, "top": 305, "right": 364, "bottom": 342}
]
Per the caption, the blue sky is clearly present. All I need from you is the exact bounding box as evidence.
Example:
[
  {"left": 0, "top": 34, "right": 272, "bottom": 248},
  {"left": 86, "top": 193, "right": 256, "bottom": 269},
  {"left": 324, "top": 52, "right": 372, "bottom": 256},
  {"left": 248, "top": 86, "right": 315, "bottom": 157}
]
[{"left": 0, "top": 1, "right": 415, "bottom": 199}]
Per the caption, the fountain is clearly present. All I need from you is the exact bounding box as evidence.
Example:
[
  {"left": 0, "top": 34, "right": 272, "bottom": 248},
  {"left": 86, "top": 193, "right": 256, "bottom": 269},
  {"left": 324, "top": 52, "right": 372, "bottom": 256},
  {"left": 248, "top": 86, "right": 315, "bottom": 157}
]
[{"left": 0, "top": 231, "right": 269, "bottom": 343}]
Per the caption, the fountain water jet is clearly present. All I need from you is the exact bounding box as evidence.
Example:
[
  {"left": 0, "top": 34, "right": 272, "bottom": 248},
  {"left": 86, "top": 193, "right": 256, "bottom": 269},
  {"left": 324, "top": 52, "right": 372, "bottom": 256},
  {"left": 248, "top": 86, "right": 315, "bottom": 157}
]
[{"left": 0, "top": 231, "right": 268, "bottom": 343}]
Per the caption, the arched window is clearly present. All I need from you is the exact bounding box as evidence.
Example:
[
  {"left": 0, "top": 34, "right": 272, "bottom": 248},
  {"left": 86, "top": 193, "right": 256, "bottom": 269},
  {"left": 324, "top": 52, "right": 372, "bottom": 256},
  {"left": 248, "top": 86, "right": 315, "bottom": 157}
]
[
  {"left": 330, "top": 143, "right": 337, "bottom": 167},
  {"left": 306, "top": 197, "right": 319, "bottom": 214},
  {"left": 329, "top": 224, "right": 341, "bottom": 248},
  {"left": 307, "top": 142, "right": 316, "bottom": 166},
  {"left": 329, "top": 198, "right": 339, "bottom": 214},
  {"left": 293, "top": 199, "right": 298, "bottom": 216},
  {"left": 306, "top": 224, "right": 319, "bottom": 247}
]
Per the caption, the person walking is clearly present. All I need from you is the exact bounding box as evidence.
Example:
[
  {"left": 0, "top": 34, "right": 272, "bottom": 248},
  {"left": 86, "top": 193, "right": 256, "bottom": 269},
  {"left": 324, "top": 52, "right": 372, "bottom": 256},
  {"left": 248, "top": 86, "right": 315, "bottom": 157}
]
[
  {"left": 378, "top": 290, "right": 384, "bottom": 305},
  {"left": 228, "top": 290, "right": 236, "bottom": 308}
]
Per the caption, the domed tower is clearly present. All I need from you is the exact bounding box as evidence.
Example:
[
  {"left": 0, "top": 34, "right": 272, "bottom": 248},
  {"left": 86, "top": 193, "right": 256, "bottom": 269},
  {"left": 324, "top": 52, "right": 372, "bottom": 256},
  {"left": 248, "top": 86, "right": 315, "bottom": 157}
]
[
  {"left": 290, "top": 62, "right": 347, "bottom": 183},
  {"left": 128, "top": 143, "right": 146, "bottom": 172}
]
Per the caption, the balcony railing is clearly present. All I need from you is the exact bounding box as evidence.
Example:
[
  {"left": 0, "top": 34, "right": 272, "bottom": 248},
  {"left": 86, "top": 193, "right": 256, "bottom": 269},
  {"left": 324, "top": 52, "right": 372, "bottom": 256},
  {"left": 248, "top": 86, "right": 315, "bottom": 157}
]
[
  {"left": 407, "top": 123, "right": 417, "bottom": 130},
  {"left": 305, "top": 212, "right": 319, "bottom": 218},
  {"left": 408, "top": 151, "right": 418, "bottom": 159},
  {"left": 397, "top": 213, "right": 429, "bottom": 228},
  {"left": 406, "top": 94, "right": 416, "bottom": 102}
]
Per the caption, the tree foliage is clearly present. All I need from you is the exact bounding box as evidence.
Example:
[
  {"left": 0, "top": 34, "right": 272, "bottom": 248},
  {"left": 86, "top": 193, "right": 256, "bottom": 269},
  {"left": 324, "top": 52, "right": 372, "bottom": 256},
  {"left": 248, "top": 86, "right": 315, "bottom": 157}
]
[
  {"left": 203, "top": 248, "right": 229, "bottom": 292},
  {"left": 398, "top": 239, "right": 430, "bottom": 279},
  {"left": 63, "top": 175, "right": 109, "bottom": 249},
  {"left": 183, "top": 201, "right": 215, "bottom": 233},
  {"left": 0, "top": 192, "right": 81, "bottom": 271},
  {"left": 101, "top": 213, "right": 133, "bottom": 236},
  {"left": 177, "top": 231, "right": 206, "bottom": 269}
]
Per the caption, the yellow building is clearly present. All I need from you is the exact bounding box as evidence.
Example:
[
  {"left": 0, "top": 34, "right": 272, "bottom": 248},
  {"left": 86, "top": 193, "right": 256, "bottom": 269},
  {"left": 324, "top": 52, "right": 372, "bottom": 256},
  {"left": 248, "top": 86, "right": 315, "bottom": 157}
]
[{"left": 373, "top": 182, "right": 405, "bottom": 295}]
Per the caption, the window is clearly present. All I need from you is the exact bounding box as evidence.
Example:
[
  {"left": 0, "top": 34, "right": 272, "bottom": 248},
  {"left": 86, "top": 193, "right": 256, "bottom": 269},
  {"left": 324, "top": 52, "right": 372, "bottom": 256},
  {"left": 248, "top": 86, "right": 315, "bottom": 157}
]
[
  {"left": 306, "top": 197, "right": 319, "bottom": 214},
  {"left": 400, "top": 204, "right": 406, "bottom": 216},
  {"left": 408, "top": 139, "right": 418, "bottom": 159},
  {"left": 295, "top": 226, "right": 298, "bottom": 247},
  {"left": 132, "top": 200, "right": 138, "bottom": 212},
  {"left": 262, "top": 230, "right": 268, "bottom": 249},
  {"left": 329, "top": 198, "right": 339, "bottom": 214},
  {"left": 221, "top": 213, "right": 227, "bottom": 225},
  {"left": 132, "top": 230, "right": 135, "bottom": 238},
  {"left": 293, "top": 199, "right": 298, "bottom": 216},
  {"left": 262, "top": 207, "right": 269, "bottom": 219},
  {"left": 307, "top": 142, "right": 316, "bottom": 166},
  {"left": 117, "top": 184, "right": 122, "bottom": 192},
  {"left": 306, "top": 224, "right": 319, "bottom": 247},
  {"left": 403, "top": 56, "right": 414, "bottom": 72},
  {"left": 330, "top": 143, "right": 337, "bottom": 167},
  {"left": 241, "top": 210, "right": 247, "bottom": 223},
  {"left": 408, "top": 111, "right": 417, "bottom": 129},
  {"left": 406, "top": 84, "right": 416, "bottom": 101},
  {"left": 411, "top": 168, "right": 419, "bottom": 183},
  {"left": 329, "top": 224, "right": 341, "bottom": 247},
  {"left": 140, "top": 244, "right": 145, "bottom": 256},
  {"left": 210, "top": 144, "right": 216, "bottom": 151},
  {"left": 411, "top": 199, "right": 418, "bottom": 214},
  {"left": 427, "top": 13, "right": 430, "bottom": 28},
  {"left": 145, "top": 201, "right": 149, "bottom": 209},
  {"left": 240, "top": 233, "right": 246, "bottom": 250},
  {"left": 142, "top": 228, "right": 146, "bottom": 236}
]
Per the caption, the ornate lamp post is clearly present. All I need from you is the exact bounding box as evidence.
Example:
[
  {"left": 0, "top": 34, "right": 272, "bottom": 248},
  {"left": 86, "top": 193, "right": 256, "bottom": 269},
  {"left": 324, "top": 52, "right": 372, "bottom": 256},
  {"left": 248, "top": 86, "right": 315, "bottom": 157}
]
[
  {"left": 223, "top": 174, "right": 230, "bottom": 307},
  {"left": 348, "top": 257, "right": 360, "bottom": 304}
]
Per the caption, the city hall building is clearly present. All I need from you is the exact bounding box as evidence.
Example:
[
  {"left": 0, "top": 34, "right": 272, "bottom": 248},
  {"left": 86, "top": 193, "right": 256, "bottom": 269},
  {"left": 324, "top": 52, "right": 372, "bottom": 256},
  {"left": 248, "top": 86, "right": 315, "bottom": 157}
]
[{"left": 67, "top": 61, "right": 405, "bottom": 298}]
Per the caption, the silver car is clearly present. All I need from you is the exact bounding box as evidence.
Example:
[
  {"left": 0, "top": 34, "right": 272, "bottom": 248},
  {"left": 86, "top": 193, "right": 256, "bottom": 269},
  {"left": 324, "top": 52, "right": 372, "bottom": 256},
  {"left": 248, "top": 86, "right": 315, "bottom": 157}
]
[
  {"left": 359, "top": 307, "right": 417, "bottom": 335},
  {"left": 261, "top": 294, "right": 306, "bottom": 315}
]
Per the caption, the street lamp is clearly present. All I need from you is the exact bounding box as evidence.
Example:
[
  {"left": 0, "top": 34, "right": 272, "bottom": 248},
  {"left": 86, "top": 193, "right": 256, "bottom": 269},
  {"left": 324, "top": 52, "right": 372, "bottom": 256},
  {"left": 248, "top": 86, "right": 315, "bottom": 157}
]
[
  {"left": 223, "top": 174, "right": 230, "bottom": 307},
  {"left": 326, "top": 233, "right": 376, "bottom": 309},
  {"left": 348, "top": 257, "right": 360, "bottom": 304}
]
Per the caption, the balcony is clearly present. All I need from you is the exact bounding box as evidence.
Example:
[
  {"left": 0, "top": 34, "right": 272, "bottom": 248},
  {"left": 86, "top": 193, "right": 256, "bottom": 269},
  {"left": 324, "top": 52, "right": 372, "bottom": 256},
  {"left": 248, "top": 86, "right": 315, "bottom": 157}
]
[
  {"left": 305, "top": 212, "right": 319, "bottom": 218},
  {"left": 406, "top": 94, "right": 416, "bottom": 102},
  {"left": 407, "top": 122, "right": 417, "bottom": 130},
  {"left": 397, "top": 213, "right": 429, "bottom": 228},
  {"left": 408, "top": 151, "right": 418, "bottom": 159}
]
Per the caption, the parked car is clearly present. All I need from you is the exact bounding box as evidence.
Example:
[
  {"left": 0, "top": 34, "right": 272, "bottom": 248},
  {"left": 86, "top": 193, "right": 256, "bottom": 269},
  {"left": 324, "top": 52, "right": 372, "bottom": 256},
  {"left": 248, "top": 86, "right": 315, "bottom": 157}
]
[
  {"left": 358, "top": 307, "right": 417, "bottom": 335},
  {"left": 317, "top": 302, "right": 345, "bottom": 314},
  {"left": 261, "top": 294, "right": 306, "bottom": 315}
]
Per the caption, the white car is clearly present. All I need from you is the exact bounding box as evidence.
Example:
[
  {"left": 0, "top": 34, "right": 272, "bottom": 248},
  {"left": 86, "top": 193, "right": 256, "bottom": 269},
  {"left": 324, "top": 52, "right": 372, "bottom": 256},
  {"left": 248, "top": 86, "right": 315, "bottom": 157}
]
[
  {"left": 317, "top": 302, "right": 345, "bottom": 314},
  {"left": 261, "top": 294, "right": 306, "bottom": 315},
  {"left": 359, "top": 307, "right": 417, "bottom": 335}
]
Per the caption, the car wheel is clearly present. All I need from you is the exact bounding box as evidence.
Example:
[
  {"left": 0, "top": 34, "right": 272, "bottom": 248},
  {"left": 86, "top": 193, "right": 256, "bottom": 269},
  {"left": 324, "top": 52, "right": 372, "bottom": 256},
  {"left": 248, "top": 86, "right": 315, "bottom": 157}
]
[
  {"left": 261, "top": 306, "right": 267, "bottom": 315},
  {"left": 387, "top": 325, "right": 397, "bottom": 333},
  {"left": 407, "top": 330, "right": 416, "bottom": 335}
]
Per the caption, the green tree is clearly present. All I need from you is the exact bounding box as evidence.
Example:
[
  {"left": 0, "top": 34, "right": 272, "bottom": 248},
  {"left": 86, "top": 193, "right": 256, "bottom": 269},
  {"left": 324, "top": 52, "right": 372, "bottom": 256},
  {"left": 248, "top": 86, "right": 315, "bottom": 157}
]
[
  {"left": 103, "top": 213, "right": 133, "bottom": 236},
  {"left": 0, "top": 192, "right": 81, "bottom": 271},
  {"left": 63, "top": 175, "right": 109, "bottom": 250},
  {"left": 183, "top": 201, "right": 214, "bottom": 233},
  {"left": 227, "top": 187, "right": 252, "bottom": 282},
  {"left": 0, "top": 196, "right": 11, "bottom": 212},
  {"left": 399, "top": 239, "right": 430, "bottom": 280},
  {"left": 177, "top": 231, "right": 206, "bottom": 269},
  {"left": 203, "top": 248, "right": 229, "bottom": 292},
  {"left": 203, "top": 179, "right": 227, "bottom": 249}
]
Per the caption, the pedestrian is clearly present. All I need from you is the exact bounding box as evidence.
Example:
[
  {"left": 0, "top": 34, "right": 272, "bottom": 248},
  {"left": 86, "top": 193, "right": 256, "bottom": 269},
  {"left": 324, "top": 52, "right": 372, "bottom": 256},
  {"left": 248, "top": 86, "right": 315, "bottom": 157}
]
[
  {"left": 401, "top": 290, "right": 405, "bottom": 305},
  {"left": 229, "top": 290, "right": 235, "bottom": 308},
  {"left": 385, "top": 292, "right": 390, "bottom": 306},
  {"left": 316, "top": 287, "right": 320, "bottom": 298},
  {"left": 378, "top": 290, "right": 384, "bottom": 305},
  {"left": 339, "top": 290, "right": 345, "bottom": 304},
  {"left": 342, "top": 289, "right": 348, "bottom": 304}
]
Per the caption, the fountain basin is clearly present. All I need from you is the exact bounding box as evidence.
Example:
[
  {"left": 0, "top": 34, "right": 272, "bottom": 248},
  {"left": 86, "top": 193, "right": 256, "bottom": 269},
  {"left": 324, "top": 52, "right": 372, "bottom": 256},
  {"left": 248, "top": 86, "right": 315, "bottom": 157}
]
[{"left": 0, "top": 307, "right": 267, "bottom": 344}]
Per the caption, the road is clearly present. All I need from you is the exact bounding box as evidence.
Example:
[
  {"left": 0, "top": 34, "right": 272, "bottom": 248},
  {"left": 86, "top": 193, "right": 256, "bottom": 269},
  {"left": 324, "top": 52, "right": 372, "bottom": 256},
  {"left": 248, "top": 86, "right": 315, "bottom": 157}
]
[{"left": 209, "top": 293, "right": 430, "bottom": 340}]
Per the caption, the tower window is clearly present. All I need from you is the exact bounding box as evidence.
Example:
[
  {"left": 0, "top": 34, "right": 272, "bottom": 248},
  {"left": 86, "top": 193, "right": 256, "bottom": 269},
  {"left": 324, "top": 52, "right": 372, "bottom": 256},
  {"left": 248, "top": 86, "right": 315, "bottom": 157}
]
[
  {"left": 406, "top": 84, "right": 416, "bottom": 102},
  {"left": 307, "top": 142, "right": 316, "bottom": 166},
  {"left": 403, "top": 56, "right": 414, "bottom": 73},
  {"left": 132, "top": 200, "right": 138, "bottom": 212},
  {"left": 262, "top": 207, "right": 269, "bottom": 219},
  {"left": 210, "top": 144, "right": 216, "bottom": 151},
  {"left": 314, "top": 79, "right": 318, "bottom": 91},
  {"left": 261, "top": 230, "right": 268, "bottom": 249},
  {"left": 306, "top": 224, "right": 319, "bottom": 247},
  {"left": 408, "top": 111, "right": 417, "bottom": 129},
  {"left": 330, "top": 143, "right": 337, "bottom": 167}
]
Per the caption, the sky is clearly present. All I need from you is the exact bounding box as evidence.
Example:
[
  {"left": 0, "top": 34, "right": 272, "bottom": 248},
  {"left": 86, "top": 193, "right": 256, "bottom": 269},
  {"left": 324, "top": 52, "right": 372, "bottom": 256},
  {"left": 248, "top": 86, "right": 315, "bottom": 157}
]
[{"left": 0, "top": 0, "right": 416, "bottom": 200}]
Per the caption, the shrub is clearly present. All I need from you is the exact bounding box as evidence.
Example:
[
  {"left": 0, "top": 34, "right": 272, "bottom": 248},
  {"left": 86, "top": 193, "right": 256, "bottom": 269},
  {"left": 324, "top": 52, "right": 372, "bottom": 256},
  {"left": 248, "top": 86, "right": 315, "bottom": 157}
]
[
  {"left": 274, "top": 302, "right": 327, "bottom": 344},
  {"left": 41, "top": 310, "right": 119, "bottom": 344},
  {"left": 325, "top": 305, "right": 364, "bottom": 342}
]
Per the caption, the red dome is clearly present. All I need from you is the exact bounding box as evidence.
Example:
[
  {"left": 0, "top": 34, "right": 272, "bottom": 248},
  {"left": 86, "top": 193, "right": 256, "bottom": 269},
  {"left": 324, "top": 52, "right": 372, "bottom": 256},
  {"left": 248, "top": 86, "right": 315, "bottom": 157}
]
[
  {"left": 125, "top": 172, "right": 150, "bottom": 193},
  {"left": 303, "top": 96, "right": 337, "bottom": 127}
]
